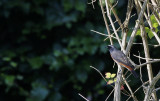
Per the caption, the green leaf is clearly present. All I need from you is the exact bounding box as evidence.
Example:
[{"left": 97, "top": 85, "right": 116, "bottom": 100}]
[
  {"left": 111, "top": 73, "right": 116, "bottom": 78},
  {"left": 29, "top": 87, "right": 49, "bottom": 101},
  {"left": 28, "top": 57, "right": 43, "bottom": 69},
  {"left": 153, "top": 23, "right": 158, "bottom": 28},
  {"left": 145, "top": 27, "right": 150, "bottom": 33},
  {"left": 150, "top": 15, "right": 157, "bottom": 24},
  {"left": 114, "top": 78, "right": 117, "bottom": 82},
  {"left": 136, "top": 29, "right": 141, "bottom": 36},
  {"left": 4, "top": 75, "right": 15, "bottom": 86},
  {"left": 3, "top": 57, "right": 11, "bottom": 61},
  {"left": 75, "top": 0, "right": 86, "bottom": 13},
  {"left": 105, "top": 72, "right": 111, "bottom": 79},
  {"left": 10, "top": 61, "right": 18, "bottom": 67},
  {"left": 16, "top": 75, "right": 23, "bottom": 80},
  {"left": 107, "top": 80, "right": 114, "bottom": 84},
  {"left": 54, "top": 50, "right": 61, "bottom": 57},
  {"left": 150, "top": 15, "right": 159, "bottom": 28},
  {"left": 62, "top": 0, "right": 73, "bottom": 12},
  {"left": 148, "top": 30, "right": 154, "bottom": 39}
]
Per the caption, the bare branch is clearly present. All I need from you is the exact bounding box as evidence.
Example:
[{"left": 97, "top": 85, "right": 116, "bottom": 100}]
[
  {"left": 138, "top": 1, "right": 160, "bottom": 45},
  {"left": 122, "top": 75, "right": 138, "bottom": 101},
  {"left": 105, "top": 0, "right": 124, "bottom": 51},
  {"left": 78, "top": 93, "right": 90, "bottom": 101},
  {"left": 88, "top": 0, "right": 96, "bottom": 9},
  {"left": 144, "top": 72, "right": 160, "bottom": 101},
  {"left": 125, "top": 0, "right": 149, "bottom": 55},
  {"left": 136, "top": 60, "right": 160, "bottom": 69},
  {"left": 105, "top": 89, "right": 114, "bottom": 101},
  {"left": 90, "top": 66, "right": 114, "bottom": 88},
  {"left": 133, "top": 54, "right": 160, "bottom": 61},
  {"left": 99, "top": 0, "right": 113, "bottom": 45}
]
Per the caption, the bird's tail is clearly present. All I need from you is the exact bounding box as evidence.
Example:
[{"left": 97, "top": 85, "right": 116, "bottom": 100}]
[{"left": 131, "top": 70, "right": 138, "bottom": 78}]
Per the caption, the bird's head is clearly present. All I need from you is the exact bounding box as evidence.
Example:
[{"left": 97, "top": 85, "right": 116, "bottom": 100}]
[{"left": 107, "top": 45, "right": 116, "bottom": 52}]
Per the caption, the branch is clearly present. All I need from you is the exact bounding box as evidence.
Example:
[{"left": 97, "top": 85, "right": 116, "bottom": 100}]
[
  {"left": 99, "top": 0, "right": 113, "bottom": 45},
  {"left": 136, "top": 60, "right": 160, "bottom": 69},
  {"left": 139, "top": 19, "right": 157, "bottom": 100},
  {"left": 133, "top": 54, "right": 160, "bottom": 61},
  {"left": 105, "top": 0, "right": 124, "bottom": 51},
  {"left": 122, "top": 0, "right": 134, "bottom": 48},
  {"left": 138, "top": 1, "right": 160, "bottom": 45},
  {"left": 122, "top": 75, "right": 138, "bottom": 101},
  {"left": 144, "top": 72, "right": 160, "bottom": 101},
  {"left": 90, "top": 30, "right": 118, "bottom": 40},
  {"left": 90, "top": 66, "right": 114, "bottom": 88},
  {"left": 133, "top": 54, "right": 160, "bottom": 69},
  {"left": 125, "top": 0, "right": 149, "bottom": 55},
  {"left": 78, "top": 93, "right": 90, "bottom": 101},
  {"left": 105, "top": 89, "right": 114, "bottom": 101}
]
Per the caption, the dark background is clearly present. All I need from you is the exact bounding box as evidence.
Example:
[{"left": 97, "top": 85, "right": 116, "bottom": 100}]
[{"left": 0, "top": 0, "right": 160, "bottom": 101}]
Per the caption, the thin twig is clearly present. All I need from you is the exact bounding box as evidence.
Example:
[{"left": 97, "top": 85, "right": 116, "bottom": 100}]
[
  {"left": 90, "top": 66, "right": 108, "bottom": 83},
  {"left": 122, "top": 75, "right": 138, "bottom": 101},
  {"left": 88, "top": 0, "right": 96, "bottom": 9},
  {"left": 105, "top": 88, "right": 114, "bottom": 101},
  {"left": 126, "top": 81, "right": 149, "bottom": 101},
  {"left": 99, "top": 0, "right": 113, "bottom": 45},
  {"left": 78, "top": 93, "right": 90, "bottom": 101},
  {"left": 133, "top": 54, "right": 160, "bottom": 61},
  {"left": 105, "top": 0, "right": 124, "bottom": 51}
]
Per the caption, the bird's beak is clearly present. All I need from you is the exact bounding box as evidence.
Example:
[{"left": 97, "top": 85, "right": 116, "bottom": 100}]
[{"left": 107, "top": 45, "right": 111, "bottom": 49}]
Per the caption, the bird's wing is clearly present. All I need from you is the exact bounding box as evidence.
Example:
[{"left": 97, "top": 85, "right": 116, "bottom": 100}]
[{"left": 111, "top": 50, "right": 135, "bottom": 69}]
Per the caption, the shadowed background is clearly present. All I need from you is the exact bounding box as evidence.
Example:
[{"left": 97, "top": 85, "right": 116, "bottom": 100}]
[{"left": 0, "top": 0, "right": 160, "bottom": 101}]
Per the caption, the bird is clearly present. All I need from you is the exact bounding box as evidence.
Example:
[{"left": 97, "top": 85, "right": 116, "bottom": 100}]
[{"left": 107, "top": 45, "right": 138, "bottom": 78}]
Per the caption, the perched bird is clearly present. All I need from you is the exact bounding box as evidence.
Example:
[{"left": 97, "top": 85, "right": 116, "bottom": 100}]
[{"left": 107, "top": 45, "right": 138, "bottom": 78}]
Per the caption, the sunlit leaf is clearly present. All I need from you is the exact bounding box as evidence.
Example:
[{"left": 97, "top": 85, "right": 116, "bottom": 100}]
[
  {"left": 148, "top": 31, "right": 154, "bottom": 39},
  {"left": 153, "top": 23, "right": 158, "bottom": 28},
  {"left": 111, "top": 73, "right": 116, "bottom": 78},
  {"left": 105, "top": 72, "right": 111, "bottom": 78},
  {"left": 107, "top": 80, "right": 114, "bottom": 84},
  {"left": 136, "top": 29, "right": 141, "bottom": 36},
  {"left": 145, "top": 27, "right": 150, "bottom": 33}
]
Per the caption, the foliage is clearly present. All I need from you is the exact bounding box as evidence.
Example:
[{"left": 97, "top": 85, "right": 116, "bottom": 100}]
[
  {"left": 136, "top": 15, "right": 159, "bottom": 39},
  {"left": 105, "top": 72, "right": 116, "bottom": 85},
  {"left": 0, "top": 0, "right": 160, "bottom": 101},
  {"left": 0, "top": 0, "right": 108, "bottom": 101}
]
